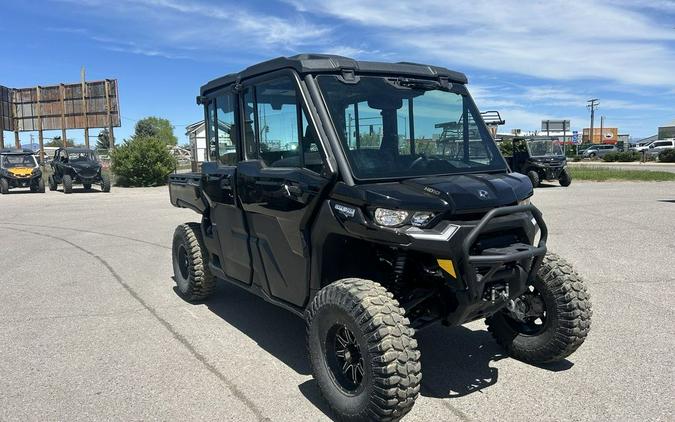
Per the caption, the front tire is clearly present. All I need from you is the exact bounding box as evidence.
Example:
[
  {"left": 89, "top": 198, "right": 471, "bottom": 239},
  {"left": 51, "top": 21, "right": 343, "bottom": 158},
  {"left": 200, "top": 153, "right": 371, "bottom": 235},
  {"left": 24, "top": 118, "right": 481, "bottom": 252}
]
[
  {"left": 527, "top": 170, "right": 540, "bottom": 187},
  {"left": 486, "top": 253, "right": 592, "bottom": 363},
  {"left": 62, "top": 174, "right": 73, "bottom": 194},
  {"left": 172, "top": 223, "right": 215, "bottom": 301},
  {"left": 0, "top": 178, "right": 9, "bottom": 194},
  {"left": 306, "top": 278, "right": 421, "bottom": 421},
  {"left": 559, "top": 168, "right": 572, "bottom": 187}
]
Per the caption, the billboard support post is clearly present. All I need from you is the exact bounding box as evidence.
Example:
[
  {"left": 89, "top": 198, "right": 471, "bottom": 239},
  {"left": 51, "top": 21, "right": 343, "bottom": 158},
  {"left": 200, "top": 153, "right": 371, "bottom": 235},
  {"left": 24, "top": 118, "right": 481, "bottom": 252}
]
[
  {"left": 60, "top": 84, "right": 68, "bottom": 148},
  {"left": 14, "top": 130, "right": 20, "bottom": 149},
  {"left": 36, "top": 86, "right": 44, "bottom": 163},
  {"left": 81, "top": 67, "right": 89, "bottom": 148},
  {"left": 105, "top": 80, "right": 115, "bottom": 150},
  {"left": 0, "top": 128, "right": 4, "bottom": 149}
]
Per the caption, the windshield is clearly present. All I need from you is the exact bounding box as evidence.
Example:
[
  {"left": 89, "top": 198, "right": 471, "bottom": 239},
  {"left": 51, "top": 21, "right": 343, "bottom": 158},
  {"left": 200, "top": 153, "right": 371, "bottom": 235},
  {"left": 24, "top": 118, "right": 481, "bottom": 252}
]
[
  {"left": 527, "top": 140, "right": 564, "bottom": 157},
  {"left": 66, "top": 151, "right": 97, "bottom": 162},
  {"left": 317, "top": 76, "right": 507, "bottom": 179},
  {"left": 2, "top": 154, "right": 37, "bottom": 168}
]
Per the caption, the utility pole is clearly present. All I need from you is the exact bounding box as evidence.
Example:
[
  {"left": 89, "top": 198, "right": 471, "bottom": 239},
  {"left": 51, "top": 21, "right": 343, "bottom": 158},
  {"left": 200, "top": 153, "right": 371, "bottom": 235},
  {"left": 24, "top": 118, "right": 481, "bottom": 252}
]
[{"left": 587, "top": 99, "right": 599, "bottom": 143}]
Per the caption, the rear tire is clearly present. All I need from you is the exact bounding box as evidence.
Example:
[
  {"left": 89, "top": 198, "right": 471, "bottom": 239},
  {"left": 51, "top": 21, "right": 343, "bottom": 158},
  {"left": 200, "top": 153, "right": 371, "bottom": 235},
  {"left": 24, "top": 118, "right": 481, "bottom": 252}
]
[
  {"left": 486, "top": 253, "right": 592, "bottom": 363},
  {"left": 101, "top": 173, "right": 111, "bottom": 192},
  {"left": 559, "top": 168, "right": 572, "bottom": 187},
  {"left": 172, "top": 223, "right": 215, "bottom": 301},
  {"left": 0, "top": 178, "right": 9, "bottom": 194},
  {"left": 62, "top": 174, "right": 73, "bottom": 194},
  {"left": 48, "top": 175, "right": 57, "bottom": 191},
  {"left": 306, "top": 278, "right": 421, "bottom": 421},
  {"left": 527, "top": 170, "right": 540, "bottom": 187}
]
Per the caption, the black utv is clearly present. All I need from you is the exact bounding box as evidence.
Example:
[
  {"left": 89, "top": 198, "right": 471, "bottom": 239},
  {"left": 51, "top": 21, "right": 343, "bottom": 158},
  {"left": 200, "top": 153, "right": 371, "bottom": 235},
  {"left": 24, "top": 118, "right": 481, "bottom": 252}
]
[
  {"left": 168, "top": 55, "right": 591, "bottom": 421},
  {"left": 500, "top": 137, "right": 571, "bottom": 187},
  {"left": 0, "top": 149, "right": 45, "bottom": 194},
  {"left": 48, "top": 147, "right": 111, "bottom": 194}
]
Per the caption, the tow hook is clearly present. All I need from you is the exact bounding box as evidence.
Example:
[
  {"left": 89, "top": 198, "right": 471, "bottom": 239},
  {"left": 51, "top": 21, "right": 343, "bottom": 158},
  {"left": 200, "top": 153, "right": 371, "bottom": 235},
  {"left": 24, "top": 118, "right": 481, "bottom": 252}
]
[{"left": 487, "top": 284, "right": 509, "bottom": 303}]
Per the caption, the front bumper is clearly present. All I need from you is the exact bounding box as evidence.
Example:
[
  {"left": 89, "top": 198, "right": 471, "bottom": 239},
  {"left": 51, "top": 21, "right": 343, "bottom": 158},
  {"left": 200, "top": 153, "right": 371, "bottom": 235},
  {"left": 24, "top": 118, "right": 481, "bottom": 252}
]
[
  {"left": 405, "top": 204, "right": 547, "bottom": 325},
  {"left": 534, "top": 164, "right": 565, "bottom": 180},
  {"left": 3, "top": 173, "right": 41, "bottom": 188}
]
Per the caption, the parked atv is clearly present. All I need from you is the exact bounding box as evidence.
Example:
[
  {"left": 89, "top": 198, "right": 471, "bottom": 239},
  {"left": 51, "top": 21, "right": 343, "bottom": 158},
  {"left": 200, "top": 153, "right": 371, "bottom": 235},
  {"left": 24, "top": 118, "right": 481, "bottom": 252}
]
[
  {"left": 0, "top": 149, "right": 45, "bottom": 194},
  {"left": 168, "top": 54, "right": 592, "bottom": 421},
  {"left": 49, "top": 147, "right": 111, "bottom": 194},
  {"left": 500, "top": 137, "right": 571, "bottom": 187}
]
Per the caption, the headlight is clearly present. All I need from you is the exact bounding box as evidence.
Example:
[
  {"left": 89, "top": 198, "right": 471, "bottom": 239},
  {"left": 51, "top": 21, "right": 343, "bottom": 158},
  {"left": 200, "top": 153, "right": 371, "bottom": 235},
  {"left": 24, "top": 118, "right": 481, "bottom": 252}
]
[
  {"left": 373, "top": 209, "right": 437, "bottom": 228},
  {"left": 410, "top": 211, "right": 436, "bottom": 227},
  {"left": 374, "top": 208, "right": 409, "bottom": 227},
  {"left": 518, "top": 197, "right": 531, "bottom": 206}
]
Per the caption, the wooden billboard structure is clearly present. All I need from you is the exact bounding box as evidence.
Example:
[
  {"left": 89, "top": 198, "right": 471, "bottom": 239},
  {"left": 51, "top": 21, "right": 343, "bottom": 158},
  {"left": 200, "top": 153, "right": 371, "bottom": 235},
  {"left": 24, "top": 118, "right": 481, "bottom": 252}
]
[{"left": 0, "top": 79, "right": 120, "bottom": 159}]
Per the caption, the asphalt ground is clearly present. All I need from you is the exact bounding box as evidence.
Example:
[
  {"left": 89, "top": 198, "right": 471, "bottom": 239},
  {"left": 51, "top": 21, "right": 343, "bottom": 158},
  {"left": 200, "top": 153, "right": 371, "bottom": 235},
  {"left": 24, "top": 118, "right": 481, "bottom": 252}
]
[{"left": 1, "top": 181, "right": 673, "bottom": 421}]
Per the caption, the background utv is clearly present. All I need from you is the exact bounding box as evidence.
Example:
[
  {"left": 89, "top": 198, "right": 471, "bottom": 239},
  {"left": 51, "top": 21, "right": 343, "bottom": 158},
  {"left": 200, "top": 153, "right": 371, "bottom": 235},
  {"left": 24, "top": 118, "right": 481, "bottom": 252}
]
[
  {"left": 0, "top": 149, "right": 45, "bottom": 194},
  {"left": 168, "top": 54, "right": 592, "bottom": 421},
  {"left": 49, "top": 147, "right": 111, "bottom": 193}
]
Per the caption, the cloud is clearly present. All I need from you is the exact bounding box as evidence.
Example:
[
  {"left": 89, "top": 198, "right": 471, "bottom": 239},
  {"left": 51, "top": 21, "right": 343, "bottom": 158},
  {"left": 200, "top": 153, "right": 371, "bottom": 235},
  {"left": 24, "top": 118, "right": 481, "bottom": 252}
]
[
  {"left": 54, "top": 0, "right": 331, "bottom": 58},
  {"left": 288, "top": 0, "right": 675, "bottom": 88}
]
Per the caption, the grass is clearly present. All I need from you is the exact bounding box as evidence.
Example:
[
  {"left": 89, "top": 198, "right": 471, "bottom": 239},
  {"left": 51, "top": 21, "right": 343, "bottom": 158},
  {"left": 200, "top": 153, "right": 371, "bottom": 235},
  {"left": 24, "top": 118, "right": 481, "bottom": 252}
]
[{"left": 569, "top": 166, "right": 675, "bottom": 182}]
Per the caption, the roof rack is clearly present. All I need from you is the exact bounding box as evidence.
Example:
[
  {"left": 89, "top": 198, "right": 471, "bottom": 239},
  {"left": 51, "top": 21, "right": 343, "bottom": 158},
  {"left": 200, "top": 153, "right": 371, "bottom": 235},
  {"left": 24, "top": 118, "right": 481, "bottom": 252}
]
[{"left": 480, "top": 111, "right": 505, "bottom": 126}]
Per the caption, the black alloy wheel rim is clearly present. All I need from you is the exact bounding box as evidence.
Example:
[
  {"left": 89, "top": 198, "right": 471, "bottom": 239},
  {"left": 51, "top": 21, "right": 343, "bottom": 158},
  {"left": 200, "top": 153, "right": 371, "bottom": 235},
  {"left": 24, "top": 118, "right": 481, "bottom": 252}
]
[
  {"left": 325, "top": 324, "right": 365, "bottom": 393},
  {"left": 504, "top": 285, "right": 548, "bottom": 336},
  {"left": 177, "top": 244, "right": 190, "bottom": 280}
]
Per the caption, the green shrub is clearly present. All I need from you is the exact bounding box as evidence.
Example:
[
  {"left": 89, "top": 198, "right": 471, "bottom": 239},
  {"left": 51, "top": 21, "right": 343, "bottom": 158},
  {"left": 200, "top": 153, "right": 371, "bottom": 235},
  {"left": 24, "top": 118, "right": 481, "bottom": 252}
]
[
  {"left": 658, "top": 148, "right": 675, "bottom": 163},
  {"left": 602, "top": 152, "right": 640, "bottom": 162},
  {"left": 111, "top": 136, "right": 177, "bottom": 187}
]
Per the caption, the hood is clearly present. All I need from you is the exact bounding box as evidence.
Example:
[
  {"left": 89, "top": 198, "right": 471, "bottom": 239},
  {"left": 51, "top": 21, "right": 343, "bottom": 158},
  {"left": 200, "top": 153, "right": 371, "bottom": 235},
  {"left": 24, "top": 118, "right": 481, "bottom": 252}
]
[
  {"left": 70, "top": 161, "right": 100, "bottom": 173},
  {"left": 7, "top": 167, "right": 34, "bottom": 177},
  {"left": 332, "top": 172, "right": 533, "bottom": 214}
]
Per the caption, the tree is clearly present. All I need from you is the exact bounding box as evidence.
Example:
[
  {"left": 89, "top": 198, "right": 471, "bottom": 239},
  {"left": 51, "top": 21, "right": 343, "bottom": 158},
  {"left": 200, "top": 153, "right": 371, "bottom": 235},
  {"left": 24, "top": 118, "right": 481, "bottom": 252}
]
[
  {"left": 96, "top": 129, "right": 111, "bottom": 150},
  {"left": 110, "top": 135, "right": 177, "bottom": 187},
  {"left": 45, "top": 136, "right": 74, "bottom": 147},
  {"left": 134, "top": 117, "right": 177, "bottom": 146}
]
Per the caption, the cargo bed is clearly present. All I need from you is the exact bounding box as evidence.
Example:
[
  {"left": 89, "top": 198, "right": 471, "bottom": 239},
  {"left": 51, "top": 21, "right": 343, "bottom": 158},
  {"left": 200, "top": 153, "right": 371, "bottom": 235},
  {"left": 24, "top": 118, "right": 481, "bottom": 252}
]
[{"left": 168, "top": 172, "right": 206, "bottom": 214}]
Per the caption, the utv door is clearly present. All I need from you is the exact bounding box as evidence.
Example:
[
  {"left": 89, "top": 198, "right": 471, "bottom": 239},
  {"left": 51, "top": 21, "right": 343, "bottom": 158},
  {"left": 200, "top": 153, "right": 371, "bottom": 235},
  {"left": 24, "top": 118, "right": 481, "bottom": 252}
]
[
  {"left": 236, "top": 73, "right": 331, "bottom": 307},
  {"left": 201, "top": 92, "right": 252, "bottom": 285}
]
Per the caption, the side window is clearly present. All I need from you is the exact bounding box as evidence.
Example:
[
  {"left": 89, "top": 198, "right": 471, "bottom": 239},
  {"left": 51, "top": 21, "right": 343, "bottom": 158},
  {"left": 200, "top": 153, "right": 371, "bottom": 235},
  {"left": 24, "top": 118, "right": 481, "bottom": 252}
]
[
  {"left": 216, "top": 93, "right": 238, "bottom": 165},
  {"left": 255, "top": 78, "right": 301, "bottom": 167},
  {"left": 301, "top": 112, "right": 326, "bottom": 174},
  {"left": 242, "top": 75, "right": 326, "bottom": 173}
]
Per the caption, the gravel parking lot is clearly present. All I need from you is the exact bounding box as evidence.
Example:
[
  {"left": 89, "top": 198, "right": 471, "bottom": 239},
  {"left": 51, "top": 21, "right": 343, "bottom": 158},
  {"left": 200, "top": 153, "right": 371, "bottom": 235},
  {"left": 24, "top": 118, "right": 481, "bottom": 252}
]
[{"left": 1, "top": 182, "right": 673, "bottom": 421}]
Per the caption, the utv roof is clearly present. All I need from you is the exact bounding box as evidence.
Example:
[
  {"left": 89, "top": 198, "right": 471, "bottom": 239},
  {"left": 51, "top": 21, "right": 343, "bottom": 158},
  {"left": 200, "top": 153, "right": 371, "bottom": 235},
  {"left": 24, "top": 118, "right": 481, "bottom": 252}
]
[
  {"left": 201, "top": 54, "right": 468, "bottom": 95},
  {"left": 0, "top": 148, "right": 36, "bottom": 155},
  {"left": 59, "top": 147, "right": 93, "bottom": 153}
]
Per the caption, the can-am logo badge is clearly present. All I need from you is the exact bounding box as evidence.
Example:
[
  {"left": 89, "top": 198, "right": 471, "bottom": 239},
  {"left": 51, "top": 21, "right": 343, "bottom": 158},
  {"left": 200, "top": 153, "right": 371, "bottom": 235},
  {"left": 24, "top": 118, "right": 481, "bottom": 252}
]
[
  {"left": 334, "top": 203, "right": 356, "bottom": 218},
  {"left": 478, "top": 190, "right": 489, "bottom": 199}
]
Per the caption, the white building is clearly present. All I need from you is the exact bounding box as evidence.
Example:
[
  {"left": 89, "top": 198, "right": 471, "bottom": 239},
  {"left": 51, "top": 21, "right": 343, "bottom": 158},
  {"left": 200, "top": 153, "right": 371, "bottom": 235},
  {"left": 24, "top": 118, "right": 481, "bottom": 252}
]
[{"left": 185, "top": 121, "right": 206, "bottom": 163}]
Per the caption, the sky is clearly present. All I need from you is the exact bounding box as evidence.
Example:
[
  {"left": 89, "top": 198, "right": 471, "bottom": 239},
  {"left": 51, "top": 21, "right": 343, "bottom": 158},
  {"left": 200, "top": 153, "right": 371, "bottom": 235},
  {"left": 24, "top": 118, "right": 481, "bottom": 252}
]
[{"left": 1, "top": 0, "right": 674, "bottom": 145}]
